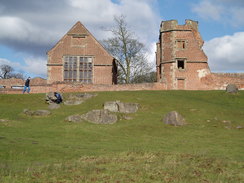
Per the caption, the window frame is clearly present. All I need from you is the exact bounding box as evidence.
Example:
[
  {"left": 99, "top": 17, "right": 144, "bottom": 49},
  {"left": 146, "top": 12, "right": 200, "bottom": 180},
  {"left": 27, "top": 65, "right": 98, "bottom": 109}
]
[{"left": 63, "top": 55, "right": 94, "bottom": 84}]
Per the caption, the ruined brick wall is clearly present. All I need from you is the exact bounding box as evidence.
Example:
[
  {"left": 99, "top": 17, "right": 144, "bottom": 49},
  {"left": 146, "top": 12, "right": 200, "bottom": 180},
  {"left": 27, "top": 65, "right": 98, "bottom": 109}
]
[
  {"left": 0, "top": 82, "right": 166, "bottom": 94},
  {"left": 47, "top": 21, "right": 116, "bottom": 85},
  {"left": 156, "top": 19, "right": 244, "bottom": 90},
  {"left": 0, "top": 77, "right": 46, "bottom": 89},
  {"left": 201, "top": 73, "right": 244, "bottom": 90}
]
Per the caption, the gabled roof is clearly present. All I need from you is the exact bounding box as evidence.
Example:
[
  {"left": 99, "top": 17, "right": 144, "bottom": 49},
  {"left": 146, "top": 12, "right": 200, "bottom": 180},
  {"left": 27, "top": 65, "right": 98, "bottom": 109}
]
[{"left": 47, "top": 21, "right": 114, "bottom": 59}]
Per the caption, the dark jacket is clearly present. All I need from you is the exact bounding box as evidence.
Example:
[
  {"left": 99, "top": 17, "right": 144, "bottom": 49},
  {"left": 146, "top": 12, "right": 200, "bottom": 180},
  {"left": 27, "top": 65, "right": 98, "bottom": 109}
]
[{"left": 25, "top": 79, "right": 30, "bottom": 87}]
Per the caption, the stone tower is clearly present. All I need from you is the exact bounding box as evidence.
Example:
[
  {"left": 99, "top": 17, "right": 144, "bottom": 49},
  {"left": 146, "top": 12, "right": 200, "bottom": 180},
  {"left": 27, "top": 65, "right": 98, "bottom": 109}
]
[{"left": 156, "top": 20, "right": 210, "bottom": 90}]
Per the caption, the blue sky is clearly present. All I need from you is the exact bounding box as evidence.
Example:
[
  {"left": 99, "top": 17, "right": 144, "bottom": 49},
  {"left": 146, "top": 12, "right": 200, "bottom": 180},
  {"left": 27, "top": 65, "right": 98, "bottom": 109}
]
[{"left": 0, "top": 0, "right": 244, "bottom": 78}]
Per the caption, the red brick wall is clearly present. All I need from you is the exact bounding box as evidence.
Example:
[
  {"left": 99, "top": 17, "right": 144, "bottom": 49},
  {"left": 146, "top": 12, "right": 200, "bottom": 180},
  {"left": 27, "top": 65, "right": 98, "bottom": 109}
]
[
  {"left": 47, "top": 22, "right": 115, "bottom": 85},
  {"left": 155, "top": 19, "right": 244, "bottom": 90}
]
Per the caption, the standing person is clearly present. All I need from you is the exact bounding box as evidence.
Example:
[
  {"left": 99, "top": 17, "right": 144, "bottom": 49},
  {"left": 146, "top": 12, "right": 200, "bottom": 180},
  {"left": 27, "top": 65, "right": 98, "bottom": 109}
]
[{"left": 23, "top": 77, "right": 31, "bottom": 94}]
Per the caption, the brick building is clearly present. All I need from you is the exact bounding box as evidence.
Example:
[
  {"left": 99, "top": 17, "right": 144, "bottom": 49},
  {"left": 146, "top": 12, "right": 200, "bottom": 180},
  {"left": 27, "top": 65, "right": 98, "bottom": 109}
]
[
  {"left": 1, "top": 19, "right": 243, "bottom": 94},
  {"left": 156, "top": 19, "right": 211, "bottom": 89},
  {"left": 156, "top": 19, "right": 244, "bottom": 90},
  {"left": 47, "top": 21, "right": 117, "bottom": 85}
]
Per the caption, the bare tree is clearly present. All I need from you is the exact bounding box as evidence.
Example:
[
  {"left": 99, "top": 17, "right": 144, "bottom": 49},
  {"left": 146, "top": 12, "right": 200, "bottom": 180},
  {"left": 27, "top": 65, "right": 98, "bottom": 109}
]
[
  {"left": 0, "top": 65, "right": 13, "bottom": 79},
  {"left": 103, "top": 15, "right": 153, "bottom": 83},
  {"left": 0, "top": 64, "right": 24, "bottom": 79}
]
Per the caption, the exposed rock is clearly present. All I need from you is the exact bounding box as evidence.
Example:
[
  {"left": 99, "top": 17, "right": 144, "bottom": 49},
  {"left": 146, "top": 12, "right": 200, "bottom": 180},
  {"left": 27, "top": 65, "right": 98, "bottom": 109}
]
[
  {"left": 81, "top": 109, "right": 118, "bottom": 124},
  {"left": 163, "top": 111, "right": 186, "bottom": 126},
  {"left": 64, "top": 100, "right": 83, "bottom": 105},
  {"left": 46, "top": 92, "right": 57, "bottom": 104},
  {"left": 104, "top": 101, "right": 139, "bottom": 113},
  {"left": 226, "top": 84, "right": 238, "bottom": 93},
  {"left": 65, "top": 114, "right": 84, "bottom": 123},
  {"left": 64, "top": 93, "right": 97, "bottom": 106},
  {"left": 117, "top": 102, "right": 139, "bottom": 113},
  {"left": 23, "top": 109, "right": 51, "bottom": 116},
  {"left": 48, "top": 103, "right": 60, "bottom": 110},
  {"left": 104, "top": 101, "right": 119, "bottom": 112}
]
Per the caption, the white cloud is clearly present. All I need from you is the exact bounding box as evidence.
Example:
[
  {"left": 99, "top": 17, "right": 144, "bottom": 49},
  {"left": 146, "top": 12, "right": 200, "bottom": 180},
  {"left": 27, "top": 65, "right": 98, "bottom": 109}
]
[
  {"left": 0, "top": 16, "right": 58, "bottom": 45},
  {"left": 192, "top": 0, "right": 244, "bottom": 26},
  {"left": 192, "top": 0, "right": 223, "bottom": 21},
  {"left": 0, "top": 57, "right": 47, "bottom": 77},
  {"left": 23, "top": 57, "right": 47, "bottom": 76},
  {"left": 203, "top": 32, "right": 244, "bottom": 72},
  {"left": 0, "top": 0, "right": 159, "bottom": 76}
]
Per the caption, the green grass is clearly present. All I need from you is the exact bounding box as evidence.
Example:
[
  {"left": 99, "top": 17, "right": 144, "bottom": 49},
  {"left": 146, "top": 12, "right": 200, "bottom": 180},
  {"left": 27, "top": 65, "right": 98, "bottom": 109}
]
[{"left": 0, "top": 90, "right": 243, "bottom": 182}]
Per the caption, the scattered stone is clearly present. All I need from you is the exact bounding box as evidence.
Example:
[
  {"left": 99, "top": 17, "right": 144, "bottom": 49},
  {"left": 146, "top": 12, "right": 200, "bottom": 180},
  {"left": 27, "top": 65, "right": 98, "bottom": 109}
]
[
  {"left": 81, "top": 109, "right": 118, "bottom": 124},
  {"left": 163, "top": 111, "right": 186, "bottom": 126},
  {"left": 46, "top": 92, "right": 57, "bottom": 104},
  {"left": 23, "top": 109, "right": 51, "bottom": 116},
  {"left": 206, "top": 120, "right": 211, "bottom": 122},
  {"left": 64, "top": 100, "right": 83, "bottom": 105},
  {"left": 104, "top": 101, "right": 139, "bottom": 113},
  {"left": 236, "top": 126, "right": 243, "bottom": 129},
  {"left": 117, "top": 102, "right": 139, "bottom": 113},
  {"left": 65, "top": 114, "right": 84, "bottom": 123},
  {"left": 64, "top": 93, "right": 97, "bottom": 106},
  {"left": 190, "top": 108, "right": 197, "bottom": 112},
  {"left": 48, "top": 103, "right": 60, "bottom": 110},
  {"left": 104, "top": 101, "right": 119, "bottom": 112},
  {"left": 226, "top": 84, "right": 238, "bottom": 93}
]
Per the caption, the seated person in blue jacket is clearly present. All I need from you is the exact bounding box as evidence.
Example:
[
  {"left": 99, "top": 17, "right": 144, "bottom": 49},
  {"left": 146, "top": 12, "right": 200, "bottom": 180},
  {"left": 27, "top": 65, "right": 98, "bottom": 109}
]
[{"left": 54, "top": 92, "right": 63, "bottom": 104}]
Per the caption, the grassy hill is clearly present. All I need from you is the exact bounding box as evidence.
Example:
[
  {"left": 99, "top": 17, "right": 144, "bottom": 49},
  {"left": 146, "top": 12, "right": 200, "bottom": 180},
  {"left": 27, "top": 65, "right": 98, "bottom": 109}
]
[{"left": 0, "top": 90, "right": 243, "bottom": 182}]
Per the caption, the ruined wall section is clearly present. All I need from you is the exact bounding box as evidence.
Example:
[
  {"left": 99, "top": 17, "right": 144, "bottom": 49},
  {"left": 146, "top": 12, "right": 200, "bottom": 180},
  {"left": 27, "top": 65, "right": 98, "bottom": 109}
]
[{"left": 157, "top": 20, "right": 211, "bottom": 89}]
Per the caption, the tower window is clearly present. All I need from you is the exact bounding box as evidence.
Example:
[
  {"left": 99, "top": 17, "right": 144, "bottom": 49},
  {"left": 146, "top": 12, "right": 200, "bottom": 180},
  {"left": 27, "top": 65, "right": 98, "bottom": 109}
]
[
  {"left": 177, "top": 60, "right": 185, "bottom": 70},
  {"left": 176, "top": 40, "right": 187, "bottom": 49}
]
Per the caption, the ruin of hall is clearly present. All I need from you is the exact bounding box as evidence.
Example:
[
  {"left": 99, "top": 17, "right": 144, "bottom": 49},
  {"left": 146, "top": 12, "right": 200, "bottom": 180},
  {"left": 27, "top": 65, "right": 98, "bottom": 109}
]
[{"left": 0, "top": 20, "right": 244, "bottom": 93}]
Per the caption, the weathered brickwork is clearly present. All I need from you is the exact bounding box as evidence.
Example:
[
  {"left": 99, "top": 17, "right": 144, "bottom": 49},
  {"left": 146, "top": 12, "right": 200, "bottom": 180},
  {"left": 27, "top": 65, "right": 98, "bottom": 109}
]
[
  {"left": 47, "top": 21, "right": 117, "bottom": 85},
  {"left": 156, "top": 19, "right": 244, "bottom": 90},
  {"left": 1, "top": 19, "right": 244, "bottom": 94}
]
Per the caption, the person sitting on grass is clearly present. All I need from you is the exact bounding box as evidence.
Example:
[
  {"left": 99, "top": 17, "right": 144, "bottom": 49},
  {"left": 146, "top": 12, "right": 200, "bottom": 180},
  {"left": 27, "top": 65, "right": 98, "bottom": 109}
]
[{"left": 54, "top": 92, "right": 63, "bottom": 104}]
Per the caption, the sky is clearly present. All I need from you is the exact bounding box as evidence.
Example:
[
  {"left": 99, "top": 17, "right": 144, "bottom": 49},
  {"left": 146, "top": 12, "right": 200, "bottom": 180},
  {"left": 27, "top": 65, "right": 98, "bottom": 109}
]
[{"left": 0, "top": 0, "right": 244, "bottom": 78}]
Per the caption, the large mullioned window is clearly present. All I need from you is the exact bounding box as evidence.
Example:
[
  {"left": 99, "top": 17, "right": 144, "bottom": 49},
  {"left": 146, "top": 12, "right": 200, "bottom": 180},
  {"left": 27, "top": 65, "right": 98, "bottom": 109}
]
[{"left": 64, "top": 56, "right": 93, "bottom": 83}]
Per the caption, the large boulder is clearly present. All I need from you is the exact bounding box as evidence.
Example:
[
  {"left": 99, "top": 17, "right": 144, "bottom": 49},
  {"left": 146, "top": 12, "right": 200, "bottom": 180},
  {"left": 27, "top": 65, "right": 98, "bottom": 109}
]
[
  {"left": 104, "top": 101, "right": 139, "bottom": 113},
  {"left": 163, "top": 111, "right": 186, "bottom": 126},
  {"left": 23, "top": 109, "right": 51, "bottom": 116},
  {"left": 81, "top": 109, "right": 118, "bottom": 124},
  {"left": 226, "top": 84, "right": 238, "bottom": 93}
]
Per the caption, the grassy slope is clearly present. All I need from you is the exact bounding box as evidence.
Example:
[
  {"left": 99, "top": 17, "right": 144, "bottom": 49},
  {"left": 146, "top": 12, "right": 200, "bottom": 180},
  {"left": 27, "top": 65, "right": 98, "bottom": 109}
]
[{"left": 0, "top": 91, "right": 243, "bottom": 182}]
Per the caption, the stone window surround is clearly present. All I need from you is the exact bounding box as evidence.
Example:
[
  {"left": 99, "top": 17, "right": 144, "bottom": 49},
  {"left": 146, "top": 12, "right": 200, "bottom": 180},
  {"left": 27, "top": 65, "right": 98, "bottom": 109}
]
[{"left": 176, "top": 58, "right": 187, "bottom": 71}]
